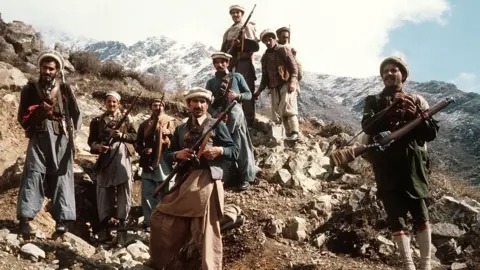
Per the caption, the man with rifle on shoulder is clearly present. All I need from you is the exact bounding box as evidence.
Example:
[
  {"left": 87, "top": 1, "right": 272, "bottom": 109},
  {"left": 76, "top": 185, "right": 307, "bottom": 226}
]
[
  {"left": 147, "top": 87, "right": 238, "bottom": 270},
  {"left": 17, "top": 50, "right": 81, "bottom": 236},
  {"left": 359, "top": 57, "right": 438, "bottom": 270},
  {"left": 135, "top": 96, "right": 176, "bottom": 232},
  {"left": 221, "top": 4, "right": 259, "bottom": 126},
  {"left": 88, "top": 91, "right": 137, "bottom": 242}
]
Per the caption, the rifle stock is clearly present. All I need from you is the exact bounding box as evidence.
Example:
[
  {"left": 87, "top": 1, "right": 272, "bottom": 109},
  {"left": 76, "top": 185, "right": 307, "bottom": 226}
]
[
  {"left": 330, "top": 97, "right": 455, "bottom": 166},
  {"left": 152, "top": 100, "right": 238, "bottom": 199},
  {"left": 60, "top": 70, "right": 75, "bottom": 156}
]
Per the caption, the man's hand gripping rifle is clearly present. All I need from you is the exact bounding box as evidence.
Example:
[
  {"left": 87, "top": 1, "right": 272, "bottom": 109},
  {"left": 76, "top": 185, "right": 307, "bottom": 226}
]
[
  {"left": 152, "top": 100, "right": 238, "bottom": 199},
  {"left": 330, "top": 97, "right": 455, "bottom": 166}
]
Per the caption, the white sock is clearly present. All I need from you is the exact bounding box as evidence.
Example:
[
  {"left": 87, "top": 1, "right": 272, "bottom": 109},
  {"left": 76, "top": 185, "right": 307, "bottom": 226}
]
[
  {"left": 416, "top": 225, "right": 432, "bottom": 270},
  {"left": 393, "top": 231, "right": 416, "bottom": 270}
]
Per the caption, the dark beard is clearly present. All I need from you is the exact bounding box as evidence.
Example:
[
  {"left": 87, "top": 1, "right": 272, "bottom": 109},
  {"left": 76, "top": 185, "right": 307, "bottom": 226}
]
[{"left": 215, "top": 71, "right": 227, "bottom": 77}]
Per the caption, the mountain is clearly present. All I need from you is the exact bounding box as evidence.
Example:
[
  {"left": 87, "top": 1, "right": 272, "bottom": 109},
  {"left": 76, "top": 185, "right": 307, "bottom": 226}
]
[{"left": 44, "top": 30, "right": 480, "bottom": 184}]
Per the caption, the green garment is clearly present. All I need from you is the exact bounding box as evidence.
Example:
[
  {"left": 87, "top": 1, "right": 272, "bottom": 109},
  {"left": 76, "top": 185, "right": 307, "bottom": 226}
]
[{"left": 361, "top": 89, "right": 439, "bottom": 199}]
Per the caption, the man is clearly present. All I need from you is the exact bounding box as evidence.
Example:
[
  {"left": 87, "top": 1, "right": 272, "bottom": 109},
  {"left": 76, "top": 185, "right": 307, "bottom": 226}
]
[
  {"left": 206, "top": 52, "right": 255, "bottom": 190},
  {"left": 135, "top": 97, "right": 176, "bottom": 232},
  {"left": 362, "top": 56, "right": 438, "bottom": 270},
  {"left": 17, "top": 50, "right": 81, "bottom": 235},
  {"left": 276, "top": 26, "right": 303, "bottom": 81},
  {"left": 253, "top": 29, "right": 300, "bottom": 141},
  {"left": 148, "top": 87, "right": 238, "bottom": 270},
  {"left": 221, "top": 4, "right": 259, "bottom": 126},
  {"left": 88, "top": 91, "right": 137, "bottom": 241}
]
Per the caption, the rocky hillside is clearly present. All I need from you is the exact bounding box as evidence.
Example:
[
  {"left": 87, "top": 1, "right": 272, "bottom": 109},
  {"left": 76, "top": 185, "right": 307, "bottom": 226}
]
[
  {"left": 1, "top": 13, "right": 480, "bottom": 270},
  {"left": 43, "top": 29, "right": 480, "bottom": 184}
]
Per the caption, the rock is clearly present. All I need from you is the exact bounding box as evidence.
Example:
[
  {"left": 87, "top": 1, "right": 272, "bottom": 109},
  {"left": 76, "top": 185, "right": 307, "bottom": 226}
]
[
  {"left": 112, "top": 247, "right": 133, "bottom": 263},
  {"left": 282, "top": 217, "right": 308, "bottom": 242},
  {"left": 291, "top": 173, "right": 319, "bottom": 192},
  {"left": 275, "top": 169, "right": 293, "bottom": 187},
  {"left": 307, "top": 195, "right": 332, "bottom": 221},
  {"left": 20, "top": 243, "right": 45, "bottom": 261},
  {"left": 266, "top": 219, "right": 285, "bottom": 236},
  {"left": 5, "top": 233, "right": 20, "bottom": 247},
  {"left": 0, "top": 61, "right": 28, "bottom": 91},
  {"left": 253, "top": 114, "right": 273, "bottom": 134},
  {"left": 0, "top": 229, "right": 9, "bottom": 240},
  {"left": 314, "top": 234, "right": 327, "bottom": 248},
  {"left": 4, "top": 21, "right": 43, "bottom": 58},
  {"left": 91, "top": 249, "right": 112, "bottom": 263},
  {"left": 375, "top": 235, "right": 395, "bottom": 256},
  {"left": 307, "top": 164, "right": 327, "bottom": 179},
  {"left": 126, "top": 241, "right": 150, "bottom": 261},
  {"left": 347, "top": 190, "right": 366, "bottom": 213},
  {"left": 435, "top": 238, "right": 461, "bottom": 264},
  {"left": 269, "top": 125, "right": 285, "bottom": 143},
  {"left": 429, "top": 196, "right": 479, "bottom": 229},
  {"left": 450, "top": 262, "right": 468, "bottom": 270},
  {"left": 340, "top": 174, "right": 358, "bottom": 183},
  {"left": 60, "top": 232, "right": 96, "bottom": 258},
  {"left": 431, "top": 223, "right": 466, "bottom": 238}
]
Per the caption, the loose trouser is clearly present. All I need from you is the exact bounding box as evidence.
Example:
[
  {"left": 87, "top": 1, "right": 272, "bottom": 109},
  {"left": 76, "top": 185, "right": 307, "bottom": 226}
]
[
  {"left": 141, "top": 177, "right": 164, "bottom": 227},
  {"left": 96, "top": 181, "right": 132, "bottom": 222},
  {"left": 149, "top": 187, "right": 222, "bottom": 270},
  {"left": 270, "top": 82, "right": 300, "bottom": 136},
  {"left": 17, "top": 165, "right": 76, "bottom": 221}
]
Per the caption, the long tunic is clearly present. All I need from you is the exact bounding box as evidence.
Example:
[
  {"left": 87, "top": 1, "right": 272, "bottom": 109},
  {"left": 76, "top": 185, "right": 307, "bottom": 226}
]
[
  {"left": 206, "top": 74, "right": 256, "bottom": 183},
  {"left": 361, "top": 89, "right": 439, "bottom": 199},
  {"left": 16, "top": 81, "right": 82, "bottom": 221}
]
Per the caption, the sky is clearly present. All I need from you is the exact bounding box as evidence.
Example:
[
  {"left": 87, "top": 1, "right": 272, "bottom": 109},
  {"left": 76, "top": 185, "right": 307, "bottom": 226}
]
[{"left": 2, "top": 0, "right": 479, "bottom": 93}]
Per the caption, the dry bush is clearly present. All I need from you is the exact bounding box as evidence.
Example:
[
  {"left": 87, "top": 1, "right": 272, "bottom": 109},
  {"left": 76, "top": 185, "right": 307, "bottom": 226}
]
[
  {"left": 318, "top": 122, "right": 354, "bottom": 137},
  {"left": 100, "top": 60, "right": 124, "bottom": 79},
  {"left": 136, "top": 74, "right": 165, "bottom": 92},
  {"left": 69, "top": 51, "right": 101, "bottom": 74}
]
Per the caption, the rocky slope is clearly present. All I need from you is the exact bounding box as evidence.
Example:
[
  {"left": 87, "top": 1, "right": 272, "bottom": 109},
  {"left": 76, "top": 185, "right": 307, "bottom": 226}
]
[{"left": 42, "top": 28, "right": 480, "bottom": 184}]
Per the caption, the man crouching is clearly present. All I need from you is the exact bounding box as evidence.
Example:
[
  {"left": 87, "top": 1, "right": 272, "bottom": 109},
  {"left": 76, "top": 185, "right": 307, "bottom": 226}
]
[{"left": 147, "top": 87, "right": 238, "bottom": 269}]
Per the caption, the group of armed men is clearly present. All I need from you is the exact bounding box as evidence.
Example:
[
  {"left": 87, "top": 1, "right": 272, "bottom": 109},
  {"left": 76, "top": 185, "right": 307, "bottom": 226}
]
[{"left": 15, "top": 4, "right": 439, "bottom": 270}]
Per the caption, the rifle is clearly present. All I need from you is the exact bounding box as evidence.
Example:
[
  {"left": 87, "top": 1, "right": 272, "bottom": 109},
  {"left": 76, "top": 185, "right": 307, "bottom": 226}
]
[
  {"left": 94, "top": 92, "right": 142, "bottom": 172},
  {"left": 227, "top": 4, "right": 257, "bottom": 70},
  {"left": 330, "top": 97, "right": 455, "bottom": 166},
  {"left": 152, "top": 100, "right": 238, "bottom": 199},
  {"left": 59, "top": 70, "right": 75, "bottom": 157}
]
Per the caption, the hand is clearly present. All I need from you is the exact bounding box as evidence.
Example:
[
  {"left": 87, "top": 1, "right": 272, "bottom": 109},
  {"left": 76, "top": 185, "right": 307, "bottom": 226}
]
[
  {"left": 289, "top": 79, "right": 297, "bottom": 93},
  {"left": 253, "top": 91, "right": 261, "bottom": 100},
  {"left": 175, "top": 148, "right": 195, "bottom": 161},
  {"left": 42, "top": 101, "right": 53, "bottom": 113},
  {"left": 144, "top": 148, "right": 153, "bottom": 155},
  {"left": 110, "top": 130, "right": 124, "bottom": 139},
  {"left": 202, "top": 147, "right": 223, "bottom": 160},
  {"left": 399, "top": 97, "right": 417, "bottom": 117},
  {"left": 94, "top": 144, "right": 110, "bottom": 154},
  {"left": 232, "top": 39, "right": 240, "bottom": 48},
  {"left": 162, "top": 127, "right": 171, "bottom": 135},
  {"left": 227, "top": 90, "right": 239, "bottom": 102}
]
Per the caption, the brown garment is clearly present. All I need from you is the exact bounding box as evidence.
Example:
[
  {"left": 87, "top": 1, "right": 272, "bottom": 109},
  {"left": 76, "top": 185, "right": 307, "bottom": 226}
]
[
  {"left": 149, "top": 169, "right": 223, "bottom": 269},
  {"left": 259, "top": 44, "right": 299, "bottom": 91}
]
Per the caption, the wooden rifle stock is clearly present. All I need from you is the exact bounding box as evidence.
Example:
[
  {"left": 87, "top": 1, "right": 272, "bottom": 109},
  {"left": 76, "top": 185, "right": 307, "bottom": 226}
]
[
  {"left": 152, "top": 100, "right": 238, "bottom": 199},
  {"left": 330, "top": 97, "right": 455, "bottom": 166}
]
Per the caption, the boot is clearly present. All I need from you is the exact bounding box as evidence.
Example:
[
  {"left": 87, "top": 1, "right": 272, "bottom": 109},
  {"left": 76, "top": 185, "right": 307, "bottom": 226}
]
[
  {"left": 416, "top": 224, "right": 432, "bottom": 270},
  {"left": 285, "top": 132, "right": 299, "bottom": 141},
  {"left": 285, "top": 116, "right": 299, "bottom": 141},
  {"left": 19, "top": 219, "right": 37, "bottom": 236},
  {"left": 393, "top": 231, "right": 416, "bottom": 270},
  {"left": 55, "top": 220, "right": 68, "bottom": 234}
]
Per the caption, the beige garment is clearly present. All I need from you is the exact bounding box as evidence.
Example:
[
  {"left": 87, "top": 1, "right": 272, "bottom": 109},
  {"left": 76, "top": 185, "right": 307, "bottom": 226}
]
[
  {"left": 149, "top": 169, "right": 224, "bottom": 269},
  {"left": 222, "top": 21, "right": 258, "bottom": 45},
  {"left": 96, "top": 180, "right": 132, "bottom": 221},
  {"left": 269, "top": 82, "right": 300, "bottom": 134}
]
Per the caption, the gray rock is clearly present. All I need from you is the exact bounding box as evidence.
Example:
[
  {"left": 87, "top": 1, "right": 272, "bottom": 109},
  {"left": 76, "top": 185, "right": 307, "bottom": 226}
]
[
  {"left": 450, "top": 262, "right": 468, "bottom": 270},
  {"left": 5, "top": 233, "right": 20, "bottom": 247},
  {"left": 0, "top": 229, "right": 9, "bottom": 240},
  {"left": 60, "top": 232, "right": 96, "bottom": 258},
  {"left": 126, "top": 241, "right": 150, "bottom": 261},
  {"left": 275, "top": 169, "right": 292, "bottom": 187},
  {"left": 20, "top": 243, "right": 45, "bottom": 261},
  {"left": 431, "top": 223, "right": 466, "bottom": 238},
  {"left": 282, "top": 217, "right": 308, "bottom": 242},
  {"left": 429, "top": 196, "right": 479, "bottom": 229},
  {"left": 314, "top": 234, "right": 327, "bottom": 248},
  {"left": 0, "top": 61, "right": 28, "bottom": 91},
  {"left": 266, "top": 219, "right": 284, "bottom": 236}
]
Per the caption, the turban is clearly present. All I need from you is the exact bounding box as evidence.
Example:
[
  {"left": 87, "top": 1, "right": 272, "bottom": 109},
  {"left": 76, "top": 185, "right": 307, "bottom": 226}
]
[
  {"left": 260, "top": 29, "right": 276, "bottom": 41},
  {"left": 211, "top": 52, "right": 232, "bottom": 60},
  {"left": 229, "top": 5, "right": 245, "bottom": 13},
  {"left": 37, "top": 50, "right": 65, "bottom": 70},
  {"left": 105, "top": 91, "right": 121, "bottom": 101}
]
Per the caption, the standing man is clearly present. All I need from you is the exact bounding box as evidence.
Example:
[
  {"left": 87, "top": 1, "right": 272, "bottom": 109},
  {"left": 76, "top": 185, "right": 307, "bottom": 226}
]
[
  {"left": 148, "top": 87, "right": 238, "bottom": 270},
  {"left": 135, "top": 97, "right": 176, "bottom": 232},
  {"left": 221, "top": 4, "right": 259, "bottom": 126},
  {"left": 362, "top": 56, "right": 438, "bottom": 270},
  {"left": 206, "top": 52, "right": 255, "bottom": 190},
  {"left": 253, "top": 29, "right": 300, "bottom": 141},
  {"left": 88, "top": 91, "right": 137, "bottom": 241},
  {"left": 17, "top": 50, "right": 82, "bottom": 235},
  {"left": 276, "top": 26, "right": 303, "bottom": 81}
]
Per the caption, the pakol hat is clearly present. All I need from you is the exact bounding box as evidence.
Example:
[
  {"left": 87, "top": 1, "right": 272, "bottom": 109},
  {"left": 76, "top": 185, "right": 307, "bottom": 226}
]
[
  {"left": 276, "top": 27, "right": 290, "bottom": 36},
  {"left": 380, "top": 56, "right": 409, "bottom": 82},
  {"left": 211, "top": 52, "right": 232, "bottom": 60},
  {"left": 105, "top": 91, "right": 121, "bottom": 101},
  {"left": 37, "top": 50, "right": 65, "bottom": 71},
  {"left": 229, "top": 5, "right": 245, "bottom": 13},
  {"left": 184, "top": 87, "right": 213, "bottom": 104},
  {"left": 260, "top": 29, "right": 276, "bottom": 41}
]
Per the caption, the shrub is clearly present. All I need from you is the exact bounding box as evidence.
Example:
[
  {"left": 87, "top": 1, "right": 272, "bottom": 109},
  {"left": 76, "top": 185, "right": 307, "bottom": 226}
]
[
  {"left": 100, "top": 60, "right": 124, "bottom": 79},
  {"left": 69, "top": 51, "right": 101, "bottom": 74},
  {"left": 136, "top": 74, "right": 165, "bottom": 92}
]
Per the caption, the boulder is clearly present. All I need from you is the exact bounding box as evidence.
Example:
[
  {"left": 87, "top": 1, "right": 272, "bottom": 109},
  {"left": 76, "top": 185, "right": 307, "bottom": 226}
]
[{"left": 0, "top": 61, "right": 28, "bottom": 91}]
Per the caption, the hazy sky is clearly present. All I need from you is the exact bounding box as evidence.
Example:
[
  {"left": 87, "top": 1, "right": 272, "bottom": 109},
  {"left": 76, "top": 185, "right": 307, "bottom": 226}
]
[{"left": 4, "top": 0, "right": 478, "bottom": 93}]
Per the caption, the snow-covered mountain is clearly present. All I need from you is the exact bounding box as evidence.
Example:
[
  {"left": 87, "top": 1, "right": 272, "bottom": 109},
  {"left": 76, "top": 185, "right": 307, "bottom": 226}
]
[{"left": 43, "top": 29, "right": 480, "bottom": 184}]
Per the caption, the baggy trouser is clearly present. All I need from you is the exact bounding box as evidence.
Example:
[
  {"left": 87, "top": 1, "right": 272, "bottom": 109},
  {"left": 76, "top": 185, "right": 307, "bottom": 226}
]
[
  {"left": 141, "top": 177, "right": 163, "bottom": 227},
  {"left": 149, "top": 188, "right": 222, "bottom": 270},
  {"left": 231, "top": 122, "right": 255, "bottom": 184},
  {"left": 270, "top": 82, "right": 299, "bottom": 136},
  {"left": 17, "top": 165, "right": 76, "bottom": 221},
  {"left": 235, "top": 58, "right": 256, "bottom": 126},
  {"left": 96, "top": 181, "right": 132, "bottom": 223}
]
